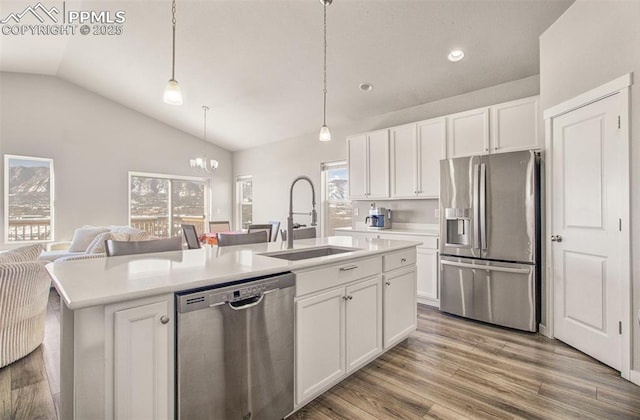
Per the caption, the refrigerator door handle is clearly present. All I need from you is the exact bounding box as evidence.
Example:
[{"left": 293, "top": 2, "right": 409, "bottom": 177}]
[
  {"left": 480, "top": 162, "right": 487, "bottom": 251},
  {"left": 440, "top": 259, "right": 531, "bottom": 274},
  {"left": 472, "top": 163, "right": 480, "bottom": 250}
]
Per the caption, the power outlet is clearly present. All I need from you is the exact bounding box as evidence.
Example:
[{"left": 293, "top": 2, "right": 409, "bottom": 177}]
[{"left": 353, "top": 208, "right": 359, "bottom": 216}]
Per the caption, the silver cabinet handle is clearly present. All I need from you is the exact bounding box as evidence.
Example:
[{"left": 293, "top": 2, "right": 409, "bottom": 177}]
[
  {"left": 160, "top": 316, "right": 170, "bottom": 324},
  {"left": 551, "top": 235, "right": 563, "bottom": 242},
  {"left": 401, "top": 258, "right": 407, "bottom": 263},
  {"left": 339, "top": 265, "right": 358, "bottom": 271},
  {"left": 385, "top": 281, "right": 391, "bottom": 286},
  {"left": 342, "top": 295, "right": 353, "bottom": 301}
]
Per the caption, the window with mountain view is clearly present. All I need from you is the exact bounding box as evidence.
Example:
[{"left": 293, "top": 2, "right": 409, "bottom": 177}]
[
  {"left": 321, "top": 161, "right": 352, "bottom": 236},
  {"left": 4, "top": 155, "right": 54, "bottom": 243},
  {"left": 129, "top": 172, "right": 209, "bottom": 238}
]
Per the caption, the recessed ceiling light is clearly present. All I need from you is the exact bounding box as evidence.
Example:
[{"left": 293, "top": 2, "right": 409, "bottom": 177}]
[
  {"left": 359, "top": 83, "right": 373, "bottom": 92},
  {"left": 448, "top": 50, "right": 464, "bottom": 62}
]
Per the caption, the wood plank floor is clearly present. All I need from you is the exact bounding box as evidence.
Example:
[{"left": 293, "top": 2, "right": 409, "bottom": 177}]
[{"left": 1, "top": 290, "right": 639, "bottom": 419}]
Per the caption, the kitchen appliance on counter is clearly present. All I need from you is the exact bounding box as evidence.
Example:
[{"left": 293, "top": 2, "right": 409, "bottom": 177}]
[
  {"left": 176, "top": 272, "right": 295, "bottom": 420},
  {"left": 439, "top": 150, "right": 540, "bottom": 332},
  {"left": 365, "top": 203, "right": 392, "bottom": 229}
]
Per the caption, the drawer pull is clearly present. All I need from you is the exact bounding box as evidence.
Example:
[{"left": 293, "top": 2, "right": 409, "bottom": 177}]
[
  {"left": 160, "top": 316, "right": 170, "bottom": 324},
  {"left": 342, "top": 295, "right": 353, "bottom": 301},
  {"left": 401, "top": 258, "right": 407, "bottom": 263},
  {"left": 339, "top": 265, "right": 358, "bottom": 272},
  {"left": 385, "top": 281, "right": 391, "bottom": 286}
]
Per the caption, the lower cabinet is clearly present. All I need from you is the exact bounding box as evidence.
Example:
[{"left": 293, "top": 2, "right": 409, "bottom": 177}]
[
  {"left": 295, "top": 275, "right": 382, "bottom": 405},
  {"left": 416, "top": 246, "right": 439, "bottom": 306},
  {"left": 383, "top": 266, "right": 417, "bottom": 349}
]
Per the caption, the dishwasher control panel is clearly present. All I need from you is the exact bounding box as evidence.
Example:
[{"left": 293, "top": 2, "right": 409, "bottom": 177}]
[{"left": 176, "top": 272, "right": 295, "bottom": 313}]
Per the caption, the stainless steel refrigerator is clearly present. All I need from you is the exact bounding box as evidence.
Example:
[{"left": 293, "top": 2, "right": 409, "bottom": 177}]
[{"left": 439, "top": 150, "right": 540, "bottom": 332}]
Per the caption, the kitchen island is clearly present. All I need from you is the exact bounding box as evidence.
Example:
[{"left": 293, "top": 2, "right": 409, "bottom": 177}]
[{"left": 46, "top": 236, "right": 420, "bottom": 419}]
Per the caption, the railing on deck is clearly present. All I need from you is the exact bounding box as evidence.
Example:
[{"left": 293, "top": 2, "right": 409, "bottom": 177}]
[
  {"left": 7, "top": 219, "right": 51, "bottom": 242},
  {"left": 130, "top": 216, "right": 205, "bottom": 238}
]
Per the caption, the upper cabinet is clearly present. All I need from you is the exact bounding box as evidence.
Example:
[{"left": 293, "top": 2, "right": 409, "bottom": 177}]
[
  {"left": 389, "top": 118, "right": 445, "bottom": 199},
  {"left": 347, "top": 95, "right": 540, "bottom": 200},
  {"left": 490, "top": 96, "right": 540, "bottom": 154},
  {"left": 347, "top": 129, "right": 389, "bottom": 199}
]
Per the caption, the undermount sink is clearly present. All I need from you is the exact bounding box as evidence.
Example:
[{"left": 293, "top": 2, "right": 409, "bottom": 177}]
[{"left": 260, "top": 246, "right": 360, "bottom": 261}]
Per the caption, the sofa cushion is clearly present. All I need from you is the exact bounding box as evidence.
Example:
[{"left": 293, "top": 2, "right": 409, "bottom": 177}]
[
  {"left": 68, "top": 226, "right": 109, "bottom": 252},
  {"left": 85, "top": 232, "right": 129, "bottom": 254},
  {"left": 0, "top": 243, "right": 44, "bottom": 263}
]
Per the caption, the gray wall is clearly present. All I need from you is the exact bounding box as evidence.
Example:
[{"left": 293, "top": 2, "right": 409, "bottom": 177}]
[
  {"left": 0, "top": 72, "right": 233, "bottom": 249},
  {"left": 233, "top": 75, "right": 540, "bottom": 233},
  {"left": 539, "top": 0, "right": 640, "bottom": 370}
]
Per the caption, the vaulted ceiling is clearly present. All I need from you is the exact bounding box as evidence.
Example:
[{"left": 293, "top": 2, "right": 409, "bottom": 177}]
[{"left": 0, "top": 0, "right": 573, "bottom": 151}]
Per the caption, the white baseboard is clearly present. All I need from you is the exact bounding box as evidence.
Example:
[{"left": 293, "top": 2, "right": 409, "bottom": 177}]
[
  {"left": 538, "top": 323, "right": 552, "bottom": 338},
  {"left": 417, "top": 296, "right": 439, "bottom": 308},
  {"left": 629, "top": 370, "right": 640, "bottom": 387}
]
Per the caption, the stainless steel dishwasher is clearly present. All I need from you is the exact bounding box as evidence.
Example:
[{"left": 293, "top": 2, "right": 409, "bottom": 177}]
[{"left": 176, "top": 272, "right": 295, "bottom": 420}]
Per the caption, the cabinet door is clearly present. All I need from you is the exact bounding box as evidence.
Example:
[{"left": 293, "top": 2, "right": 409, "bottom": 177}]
[
  {"left": 389, "top": 123, "right": 417, "bottom": 198},
  {"left": 347, "top": 134, "right": 368, "bottom": 199},
  {"left": 383, "top": 267, "right": 417, "bottom": 349},
  {"left": 296, "top": 287, "right": 345, "bottom": 404},
  {"left": 416, "top": 117, "right": 445, "bottom": 197},
  {"left": 446, "top": 107, "right": 489, "bottom": 158},
  {"left": 490, "top": 96, "right": 540, "bottom": 153},
  {"left": 345, "top": 276, "right": 382, "bottom": 372},
  {"left": 417, "top": 248, "right": 439, "bottom": 307},
  {"left": 114, "top": 300, "right": 171, "bottom": 420},
  {"left": 367, "top": 129, "right": 390, "bottom": 198}
]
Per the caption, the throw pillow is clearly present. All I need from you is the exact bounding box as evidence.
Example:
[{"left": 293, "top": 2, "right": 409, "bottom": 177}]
[
  {"left": 68, "top": 226, "right": 110, "bottom": 252},
  {"left": 85, "top": 232, "right": 129, "bottom": 254},
  {"left": 0, "top": 243, "right": 44, "bottom": 263}
]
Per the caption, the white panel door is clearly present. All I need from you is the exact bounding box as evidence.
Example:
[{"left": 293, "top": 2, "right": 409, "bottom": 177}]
[
  {"left": 491, "top": 96, "right": 540, "bottom": 153},
  {"left": 367, "top": 129, "right": 390, "bottom": 198},
  {"left": 390, "top": 123, "right": 417, "bottom": 198},
  {"left": 347, "top": 134, "right": 367, "bottom": 199},
  {"left": 383, "top": 267, "right": 417, "bottom": 349},
  {"left": 295, "top": 287, "right": 345, "bottom": 404},
  {"left": 552, "top": 93, "right": 623, "bottom": 370},
  {"left": 345, "top": 276, "right": 382, "bottom": 372},
  {"left": 417, "top": 117, "right": 445, "bottom": 197},
  {"left": 114, "top": 300, "right": 171, "bottom": 420},
  {"left": 446, "top": 107, "right": 489, "bottom": 158}
]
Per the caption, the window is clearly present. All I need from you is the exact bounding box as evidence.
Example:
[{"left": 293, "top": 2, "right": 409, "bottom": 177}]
[
  {"left": 4, "top": 155, "right": 54, "bottom": 243},
  {"left": 129, "top": 172, "right": 209, "bottom": 238},
  {"left": 236, "top": 176, "right": 253, "bottom": 230},
  {"left": 321, "top": 161, "right": 352, "bottom": 236}
]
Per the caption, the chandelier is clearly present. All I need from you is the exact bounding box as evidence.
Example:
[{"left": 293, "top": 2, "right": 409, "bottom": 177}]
[{"left": 190, "top": 106, "right": 219, "bottom": 172}]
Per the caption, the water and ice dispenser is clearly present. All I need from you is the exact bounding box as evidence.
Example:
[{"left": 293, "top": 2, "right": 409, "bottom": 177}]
[{"left": 444, "top": 208, "right": 471, "bottom": 247}]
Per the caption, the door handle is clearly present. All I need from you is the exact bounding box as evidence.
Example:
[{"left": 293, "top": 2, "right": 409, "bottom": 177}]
[
  {"left": 551, "top": 235, "right": 563, "bottom": 242},
  {"left": 160, "top": 316, "right": 170, "bottom": 324},
  {"left": 440, "top": 259, "right": 531, "bottom": 274},
  {"left": 228, "top": 294, "right": 264, "bottom": 311}
]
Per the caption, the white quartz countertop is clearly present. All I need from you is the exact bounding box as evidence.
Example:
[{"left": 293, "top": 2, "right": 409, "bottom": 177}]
[
  {"left": 47, "top": 236, "right": 420, "bottom": 310},
  {"left": 335, "top": 226, "right": 439, "bottom": 237}
]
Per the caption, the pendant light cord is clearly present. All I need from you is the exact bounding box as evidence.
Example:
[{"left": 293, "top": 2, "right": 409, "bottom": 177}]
[
  {"left": 322, "top": 3, "right": 327, "bottom": 126},
  {"left": 203, "top": 106, "right": 209, "bottom": 142},
  {"left": 171, "top": 0, "right": 177, "bottom": 80}
]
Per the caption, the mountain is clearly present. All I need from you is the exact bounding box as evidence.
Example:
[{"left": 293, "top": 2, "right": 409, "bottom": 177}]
[{"left": 8, "top": 166, "right": 50, "bottom": 194}]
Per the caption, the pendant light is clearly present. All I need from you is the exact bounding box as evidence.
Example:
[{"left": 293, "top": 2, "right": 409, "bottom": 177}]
[
  {"left": 318, "top": 0, "right": 332, "bottom": 142},
  {"left": 190, "top": 106, "right": 219, "bottom": 172},
  {"left": 163, "top": 0, "right": 183, "bottom": 105}
]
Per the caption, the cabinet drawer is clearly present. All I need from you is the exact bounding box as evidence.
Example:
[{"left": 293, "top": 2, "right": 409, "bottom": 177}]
[
  {"left": 296, "top": 257, "right": 382, "bottom": 297},
  {"left": 383, "top": 249, "right": 417, "bottom": 272}
]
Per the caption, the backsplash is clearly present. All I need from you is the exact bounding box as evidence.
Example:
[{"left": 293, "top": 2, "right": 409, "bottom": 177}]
[{"left": 351, "top": 199, "right": 439, "bottom": 227}]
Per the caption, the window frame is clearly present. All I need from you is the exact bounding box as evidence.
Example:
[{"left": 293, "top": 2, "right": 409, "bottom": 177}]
[
  {"left": 128, "top": 171, "right": 210, "bottom": 238},
  {"left": 4, "top": 154, "right": 55, "bottom": 244},
  {"left": 235, "top": 175, "right": 253, "bottom": 231},
  {"left": 320, "top": 161, "right": 352, "bottom": 237}
]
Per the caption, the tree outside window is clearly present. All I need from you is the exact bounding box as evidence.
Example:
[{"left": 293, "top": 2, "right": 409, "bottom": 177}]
[{"left": 321, "top": 161, "right": 352, "bottom": 236}]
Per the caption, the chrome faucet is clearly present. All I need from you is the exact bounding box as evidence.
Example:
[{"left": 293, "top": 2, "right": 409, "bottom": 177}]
[{"left": 287, "top": 175, "right": 317, "bottom": 249}]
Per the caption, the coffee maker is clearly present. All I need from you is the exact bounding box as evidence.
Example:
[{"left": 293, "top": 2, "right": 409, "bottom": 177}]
[{"left": 365, "top": 203, "right": 392, "bottom": 229}]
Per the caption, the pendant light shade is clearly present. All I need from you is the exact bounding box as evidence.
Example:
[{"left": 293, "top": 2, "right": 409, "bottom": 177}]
[
  {"left": 164, "top": 0, "right": 183, "bottom": 105},
  {"left": 319, "top": 124, "right": 331, "bottom": 142},
  {"left": 318, "top": 0, "right": 332, "bottom": 141}
]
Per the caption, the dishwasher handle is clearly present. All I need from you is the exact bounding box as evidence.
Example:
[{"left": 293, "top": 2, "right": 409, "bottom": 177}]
[{"left": 228, "top": 294, "right": 265, "bottom": 311}]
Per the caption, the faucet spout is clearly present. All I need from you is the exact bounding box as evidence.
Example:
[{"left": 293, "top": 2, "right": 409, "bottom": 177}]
[{"left": 287, "top": 175, "right": 317, "bottom": 249}]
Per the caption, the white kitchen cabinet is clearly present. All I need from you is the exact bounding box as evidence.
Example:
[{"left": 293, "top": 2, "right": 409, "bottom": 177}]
[
  {"left": 113, "top": 299, "right": 172, "bottom": 420},
  {"left": 295, "top": 287, "right": 345, "bottom": 404},
  {"left": 490, "top": 96, "right": 540, "bottom": 153},
  {"left": 295, "top": 274, "right": 382, "bottom": 406},
  {"left": 417, "top": 247, "right": 439, "bottom": 306},
  {"left": 382, "top": 250, "right": 417, "bottom": 349},
  {"left": 446, "top": 107, "right": 490, "bottom": 158},
  {"left": 347, "top": 129, "right": 389, "bottom": 199},
  {"left": 389, "top": 118, "right": 444, "bottom": 199}
]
